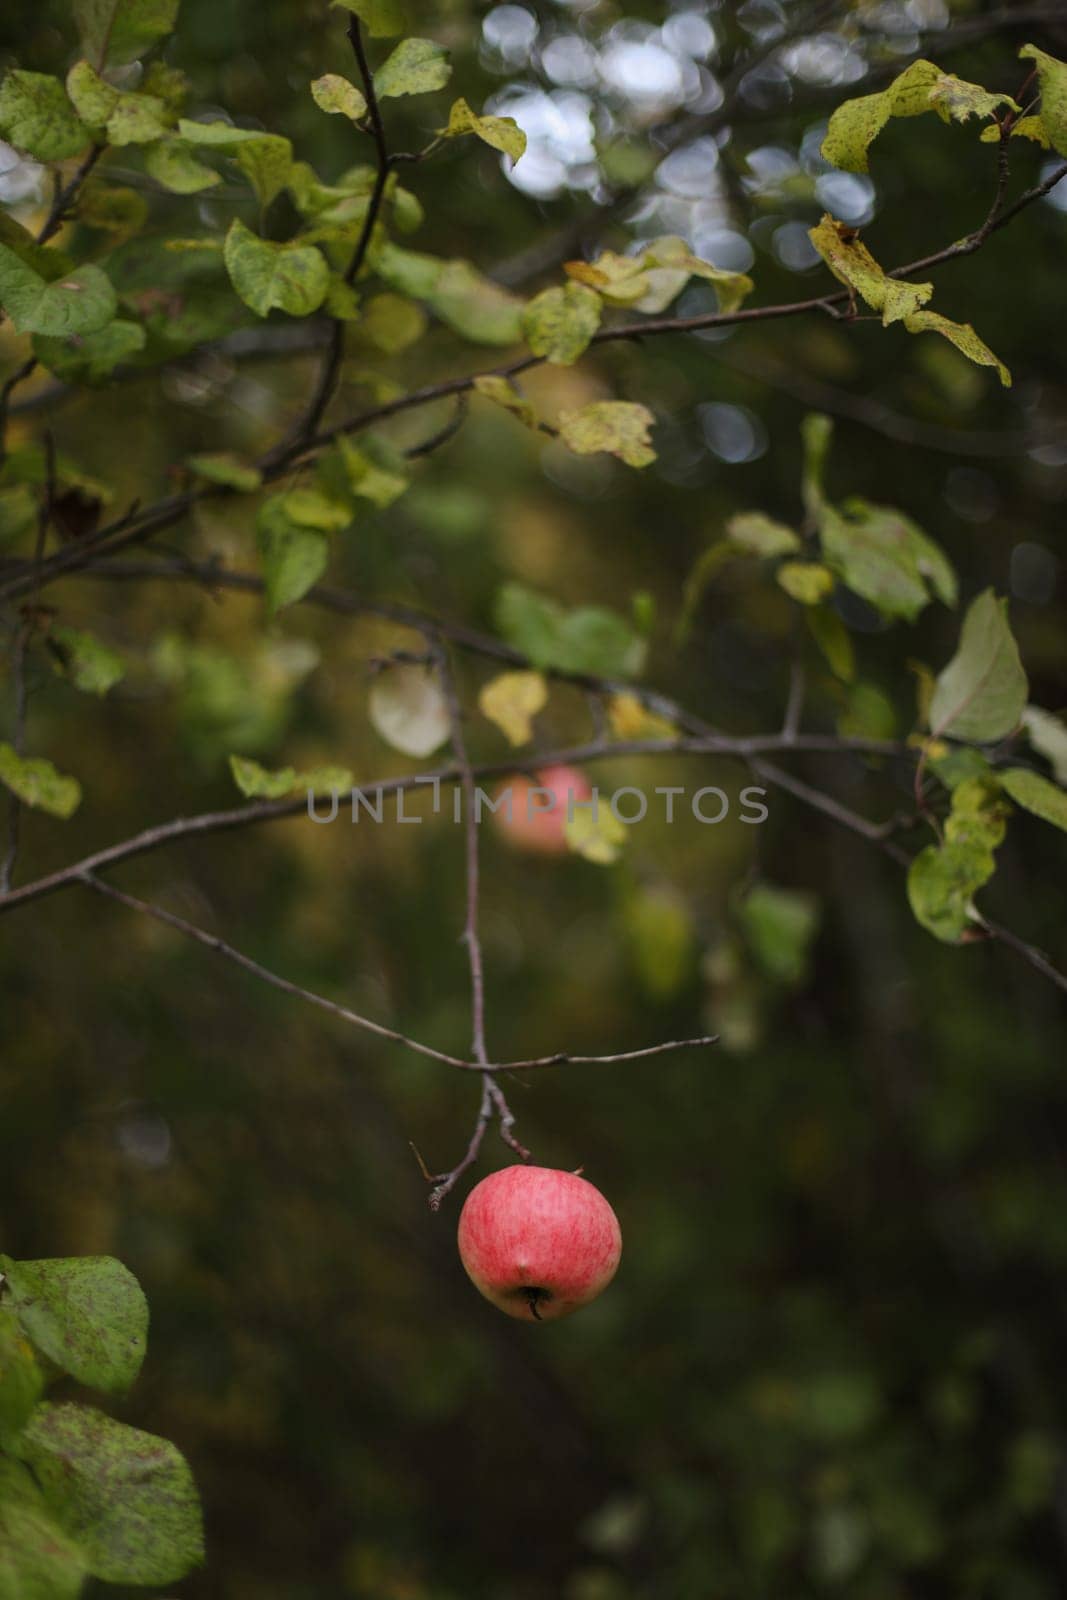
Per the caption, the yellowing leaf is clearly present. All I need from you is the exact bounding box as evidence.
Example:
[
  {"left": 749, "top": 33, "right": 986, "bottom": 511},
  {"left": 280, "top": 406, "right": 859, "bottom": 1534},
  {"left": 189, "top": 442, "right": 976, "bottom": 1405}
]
[
  {"left": 478, "top": 671, "right": 547, "bottom": 747},
  {"left": 809, "top": 215, "right": 932, "bottom": 326},
  {"left": 822, "top": 59, "right": 943, "bottom": 173},
  {"left": 727, "top": 512, "right": 801, "bottom": 557},
  {"left": 806, "top": 605, "right": 855, "bottom": 682},
  {"left": 777, "top": 561, "right": 835, "bottom": 606},
  {"left": 368, "top": 663, "right": 450, "bottom": 758},
  {"left": 1020, "top": 43, "right": 1067, "bottom": 156},
  {"left": 473, "top": 374, "right": 537, "bottom": 429},
  {"left": 565, "top": 236, "right": 751, "bottom": 316},
  {"left": 902, "top": 309, "right": 1011, "bottom": 387},
  {"left": 565, "top": 803, "right": 627, "bottom": 865},
  {"left": 558, "top": 401, "right": 656, "bottom": 468},
  {"left": 522, "top": 282, "right": 602, "bottom": 365},
  {"left": 927, "top": 73, "right": 1018, "bottom": 123},
  {"left": 0, "top": 744, "right": 81, "bottom": 818},
  {"left": 311, "top": 74, "right": 368, "bottom": 121},
  {"left": 606, "top": 693, "right": 676, "bottom": 741},
  {"left": 442, "top": 97, "right": 525, "bottom": 163}
]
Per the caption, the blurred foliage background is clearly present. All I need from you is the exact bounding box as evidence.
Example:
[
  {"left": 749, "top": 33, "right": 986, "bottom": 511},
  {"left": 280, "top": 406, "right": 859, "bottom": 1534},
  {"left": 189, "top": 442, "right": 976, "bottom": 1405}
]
[{"left": 2, "top": 0, "right": 1067, "bottom": 1595}]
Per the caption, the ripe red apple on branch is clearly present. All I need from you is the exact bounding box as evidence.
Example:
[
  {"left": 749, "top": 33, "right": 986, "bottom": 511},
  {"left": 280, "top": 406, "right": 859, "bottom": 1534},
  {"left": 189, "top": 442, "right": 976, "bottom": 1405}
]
[
  {"left": 457, "top": 1165, "right": 622, "bottom": 1321},
  {"left": 490, "top": 764, "right": 593, "bottom": 856}
]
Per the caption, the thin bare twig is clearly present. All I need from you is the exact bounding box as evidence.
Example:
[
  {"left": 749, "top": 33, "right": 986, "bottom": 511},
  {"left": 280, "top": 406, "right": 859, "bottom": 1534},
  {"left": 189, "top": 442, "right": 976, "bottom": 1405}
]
[
  {"left": 78, "top": 872, "right": 716, "bottom": 1074},
  {"left": 270, "top": 15, "right": 393, "bottom": 457},
  {"left": 432, "top": 634, "right": 531, "bottom": 1203}
]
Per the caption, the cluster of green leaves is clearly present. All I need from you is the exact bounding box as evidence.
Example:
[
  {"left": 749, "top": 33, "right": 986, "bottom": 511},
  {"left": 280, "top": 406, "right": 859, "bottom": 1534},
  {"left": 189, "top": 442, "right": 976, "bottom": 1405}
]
[
  {"left": 0, "top": 1252, "right": 203, "bottom": 1596},
  {"left": 681, "top": 414, "right": 1067, "bottom": 944}
]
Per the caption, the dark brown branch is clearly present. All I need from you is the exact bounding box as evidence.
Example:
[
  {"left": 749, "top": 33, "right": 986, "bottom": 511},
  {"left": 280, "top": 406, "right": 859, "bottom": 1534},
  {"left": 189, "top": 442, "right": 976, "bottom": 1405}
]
[{"left": 2, "top": 155, "right": 1064, "bottom": 609}]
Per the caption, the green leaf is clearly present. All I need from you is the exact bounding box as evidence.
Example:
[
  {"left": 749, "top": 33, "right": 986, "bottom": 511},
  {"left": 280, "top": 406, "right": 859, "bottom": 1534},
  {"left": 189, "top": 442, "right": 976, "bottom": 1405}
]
[
  {"left": 73, "top": 0, "right": 181, "bottom": 68},
  {"left": 66, "top": 61, "right": 171, "bottom": 145},
  {"left": 558, "top": 401, "right": 656, "bottom": 468},
  {"left": 375, "top": 39, "right": 451, "bottom": 99},
  {"left": 821, "top": 58, "right": 946, "bottom": 173},
  {"left": 178, "top": 120, "right": 292, "bottom": 208},
  {"left": 0, "top": 71, "right": 88, "bottom": 162},
  {"left": 223, "top": 219, "right": 329, "bottom": 319},
  {"left": 819, "top": 498, "right": 956, "bottom": 621},
  {"left": 901, "top": 308, "right": 1011, "bottom": 387},
  {"left": 522, "top": 282, "right": 602, "bottom": 365},
  {"left": 738, "top": 883, "right": 820, "bottom": 987},
  {"left": 675, "top": 541, "right": 738, "bottom": 645},
  {"left": 726, "top": 512, "right": 801, "bottom": 557},
  {"left": 338, "top": 437, "right": 409, "bottom": 508},
  {"left": 78, "top": 184, "right": 149, "bottom": 235},
  {"left": 330, "top": 0, "right": 406, "bottom": 36},
  {"left": 33, "top": 319, "right": 145, "bottom": 383},
  {"left": 0, "top": 486, "right": 38, "bottom": 547},
  {"left": 0, "top": 247, "right": 116, "bottom": 338},
  {"left": 143, "top": 137, "right": 221, "bottom": 193},
  {"left": 373, "top": 243, "right": 525, "bottom": 345},
  {"left": 1019, "top": 44, "right": 1067, "bottom": 156},
  {"left": 0, "top": 1256, "right": 146, "bottom": 1394},
  {"left": 0, "top": 213, "right": 73, "bottom": 281},
  {"left": 837, "top": 680, "right": 896, "bottom": 741},
  {"left": 311, "top": 73, "right": 368, "bottom": 120},
  {"left": 473, "top": 374, "right": 537, "bottom": 429},
  {"left": 777, "top": 560, "right": 834, "bottom": 606},
  {"left": 0, "top": 746, "right": 81, "bottom": 818},
  {"left": 929, "top": 589, "right": 1027, "bottom": 741},
  {"left": 229, "top": 754, "right": 353, "bottom": 798},
  {"left": 186, "top": 452, "right": 262, "bottom": 492},
  {"left": 801, "top": 412, "right": 833, "bottom": 519},
  {"left": 999, "top": 767, "right": 1067, "bottom": 833},
  {"left": 0, "top": 1308, "right": 45, "bottom": 1440},
  {"left": 256, "top": 498, "right": 330, "bottom": 614},
  {"left": 49, "top": 627, "right": 126, "bottom": 694},
  {"left": 442, "top": 97, "right": 525, "bottom": 162},
  {"left": 0, "top": 1461, "right": 87, "bottom": 1600},
  {"left": 495, "top": 583, "right": 645, "bottom": 678},
  {"left": 806, "top": 605, "right": 855, "bottom": 682},
  {"left": 16, "top": 1402, "right": 203, "bottom": 1585},
  {"left": 357, "top": 292, "right": 426, "bottom": 352},
  {"left": 907, "top": 777, "right": 1008, "bottom": 942},
  {"left": 1022, "top": 706, "right": 1067, "bottom": 784}
]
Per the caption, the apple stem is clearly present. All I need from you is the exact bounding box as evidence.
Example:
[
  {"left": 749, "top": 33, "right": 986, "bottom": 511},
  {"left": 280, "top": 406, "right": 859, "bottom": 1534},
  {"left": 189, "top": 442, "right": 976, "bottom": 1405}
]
[{"left": 523, "top": 1287, "right": 549, "bottom": 1320}]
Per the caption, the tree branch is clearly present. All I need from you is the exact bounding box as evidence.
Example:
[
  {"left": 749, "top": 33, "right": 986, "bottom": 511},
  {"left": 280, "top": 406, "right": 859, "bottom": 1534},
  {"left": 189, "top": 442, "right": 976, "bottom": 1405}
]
[{"left": 2, "top": 154, "right": 1064, "bottom": 611}]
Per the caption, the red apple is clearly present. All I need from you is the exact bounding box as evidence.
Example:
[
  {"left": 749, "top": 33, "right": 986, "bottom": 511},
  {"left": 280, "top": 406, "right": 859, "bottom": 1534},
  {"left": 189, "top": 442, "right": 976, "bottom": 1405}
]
[
  {"left": 457, "top": 1164, "right": 622, "bottom": 1321},
  {"left": 489, "top": 764, "right": 593, "bottom": 856}
]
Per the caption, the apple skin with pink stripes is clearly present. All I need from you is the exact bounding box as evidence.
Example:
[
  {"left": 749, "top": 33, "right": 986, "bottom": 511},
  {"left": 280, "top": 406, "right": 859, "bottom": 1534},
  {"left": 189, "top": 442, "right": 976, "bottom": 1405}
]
[{"left": 457, "top": 1165, "right": 622, "bottom": 1322}]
